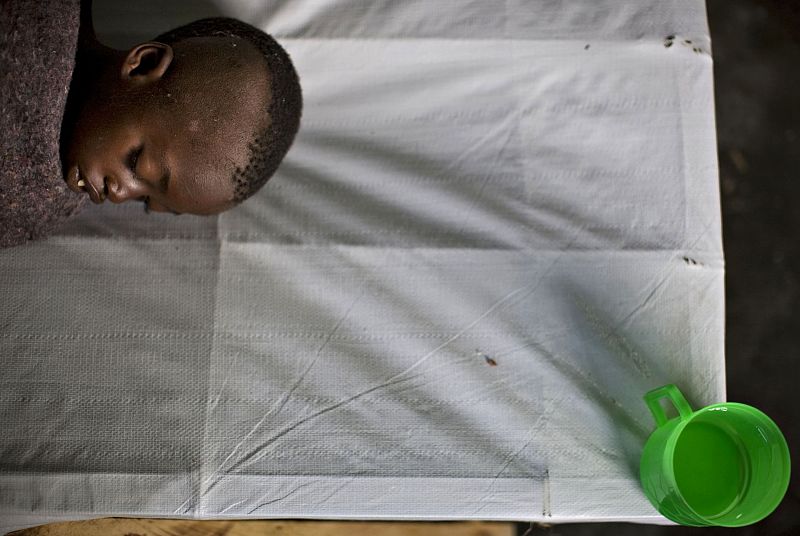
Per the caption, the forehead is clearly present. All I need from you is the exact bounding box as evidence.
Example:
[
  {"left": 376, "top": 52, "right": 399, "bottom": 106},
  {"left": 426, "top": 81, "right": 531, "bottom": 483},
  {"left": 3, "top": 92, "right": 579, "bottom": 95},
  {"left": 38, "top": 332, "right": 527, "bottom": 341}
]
[
  {"left": 165, "top": 123, "right": 252, "bottom": 214},
  {"left": 159, "top": 37, "right": 272, "bottom": 212}
]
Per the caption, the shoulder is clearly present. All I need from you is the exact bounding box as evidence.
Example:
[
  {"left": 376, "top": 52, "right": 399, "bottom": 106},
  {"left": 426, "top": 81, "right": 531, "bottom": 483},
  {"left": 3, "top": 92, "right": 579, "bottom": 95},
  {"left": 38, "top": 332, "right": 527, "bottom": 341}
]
[{"left": 1, "top": 0, "right": 86, "bottom": 248}]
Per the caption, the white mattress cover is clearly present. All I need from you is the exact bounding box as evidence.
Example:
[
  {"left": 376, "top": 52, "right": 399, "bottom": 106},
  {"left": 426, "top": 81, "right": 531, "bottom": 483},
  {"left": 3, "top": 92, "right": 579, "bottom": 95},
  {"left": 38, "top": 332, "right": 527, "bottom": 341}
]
[{"left": 0, "top": 0, "right": 723, "bottom": 532}]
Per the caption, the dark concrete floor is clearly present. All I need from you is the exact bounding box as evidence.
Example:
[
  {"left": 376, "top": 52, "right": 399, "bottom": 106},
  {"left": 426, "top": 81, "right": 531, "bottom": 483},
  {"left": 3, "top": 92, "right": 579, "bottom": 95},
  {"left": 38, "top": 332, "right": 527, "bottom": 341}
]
[{"left": 517, "top": 0, "right": 800, "bottom": 534}]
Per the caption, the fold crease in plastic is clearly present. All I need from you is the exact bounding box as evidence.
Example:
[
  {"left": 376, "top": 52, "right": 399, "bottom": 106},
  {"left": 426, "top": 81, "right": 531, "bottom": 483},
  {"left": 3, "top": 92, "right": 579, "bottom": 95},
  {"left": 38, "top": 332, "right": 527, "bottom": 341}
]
[{"left": 0, "top": 0, "right": 722, "bottom": 531}]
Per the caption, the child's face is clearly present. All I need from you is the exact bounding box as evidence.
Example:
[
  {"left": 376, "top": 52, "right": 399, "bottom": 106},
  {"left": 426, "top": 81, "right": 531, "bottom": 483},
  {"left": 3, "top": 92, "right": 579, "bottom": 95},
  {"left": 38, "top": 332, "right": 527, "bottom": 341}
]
[{"left": 64, "top": 38, "right": 270, "bottom": 215}]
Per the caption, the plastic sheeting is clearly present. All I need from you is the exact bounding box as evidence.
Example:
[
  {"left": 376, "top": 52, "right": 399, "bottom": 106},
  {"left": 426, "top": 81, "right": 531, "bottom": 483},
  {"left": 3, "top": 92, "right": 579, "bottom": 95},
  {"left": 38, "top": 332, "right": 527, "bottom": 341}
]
[{"left": 0, "top": 0, "right": 723, "bottom": 532}]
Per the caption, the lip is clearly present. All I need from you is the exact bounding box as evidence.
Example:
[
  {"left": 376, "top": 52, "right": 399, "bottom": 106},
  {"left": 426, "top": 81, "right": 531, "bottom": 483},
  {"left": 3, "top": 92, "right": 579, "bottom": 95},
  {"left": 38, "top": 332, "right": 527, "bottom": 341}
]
[
  {"left": 66, "top": 166, "right": 83, "bottom": 194},
  {"left": 67, "top": 165, "right": 105, "bottom": 203}
]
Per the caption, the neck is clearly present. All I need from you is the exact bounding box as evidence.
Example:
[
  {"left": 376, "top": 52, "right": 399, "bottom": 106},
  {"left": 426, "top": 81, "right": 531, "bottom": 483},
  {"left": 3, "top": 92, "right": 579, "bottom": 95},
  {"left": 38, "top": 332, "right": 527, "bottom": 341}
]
[{"left": 60, "top": 0, "right": 126, "bottom": 173}]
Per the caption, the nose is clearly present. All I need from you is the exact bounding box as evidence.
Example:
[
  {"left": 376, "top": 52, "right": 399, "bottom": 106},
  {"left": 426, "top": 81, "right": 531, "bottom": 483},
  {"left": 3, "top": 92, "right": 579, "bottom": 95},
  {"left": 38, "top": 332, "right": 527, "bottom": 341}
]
[
  {"left": 105, "top": 173, "right": 148, "bottom": 203},
  {"left": 78, "top": 163, "right": 150, "bottom": 204}
]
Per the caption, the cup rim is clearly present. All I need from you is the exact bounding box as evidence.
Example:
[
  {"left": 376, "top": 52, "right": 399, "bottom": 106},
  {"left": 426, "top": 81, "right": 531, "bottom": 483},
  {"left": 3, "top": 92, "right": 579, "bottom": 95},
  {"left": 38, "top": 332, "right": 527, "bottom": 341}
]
[{"left": 661, "top": 402, "right": 790, "bottom": 526}]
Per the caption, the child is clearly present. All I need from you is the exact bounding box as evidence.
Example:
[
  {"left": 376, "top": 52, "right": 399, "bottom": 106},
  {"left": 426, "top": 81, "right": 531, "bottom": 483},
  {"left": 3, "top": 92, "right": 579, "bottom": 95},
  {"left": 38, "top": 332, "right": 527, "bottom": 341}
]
[{"left": 1, "top": 0, "right": 302, "bottom": 246}]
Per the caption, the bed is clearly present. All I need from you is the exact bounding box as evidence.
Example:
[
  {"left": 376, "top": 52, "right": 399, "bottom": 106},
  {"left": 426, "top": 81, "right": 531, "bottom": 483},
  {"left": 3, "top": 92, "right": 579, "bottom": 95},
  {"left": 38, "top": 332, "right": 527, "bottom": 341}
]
[{"left": 0, "top": 0, "right": 722, "bottom": 531}]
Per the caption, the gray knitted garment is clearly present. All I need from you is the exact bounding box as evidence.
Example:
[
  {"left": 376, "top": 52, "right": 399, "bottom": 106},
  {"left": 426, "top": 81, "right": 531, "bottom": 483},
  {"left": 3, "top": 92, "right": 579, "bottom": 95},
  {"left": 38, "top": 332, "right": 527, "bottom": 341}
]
[{"left": 1, "top": 0, "right": 86, "bottom": 248}]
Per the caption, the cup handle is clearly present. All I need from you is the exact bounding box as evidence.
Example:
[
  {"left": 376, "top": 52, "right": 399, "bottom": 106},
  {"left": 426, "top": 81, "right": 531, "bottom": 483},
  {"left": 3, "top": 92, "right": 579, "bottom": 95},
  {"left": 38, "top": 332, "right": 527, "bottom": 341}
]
[{"left": 644, "top": 384, "right": 693, "bottom": 427}]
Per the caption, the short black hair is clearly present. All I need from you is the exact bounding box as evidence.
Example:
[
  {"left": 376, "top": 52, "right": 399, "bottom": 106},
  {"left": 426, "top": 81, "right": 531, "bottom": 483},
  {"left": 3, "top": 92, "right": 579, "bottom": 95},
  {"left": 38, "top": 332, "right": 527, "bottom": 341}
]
[{"left": 156, "top": 18, "right": 302, "bottom": 204}]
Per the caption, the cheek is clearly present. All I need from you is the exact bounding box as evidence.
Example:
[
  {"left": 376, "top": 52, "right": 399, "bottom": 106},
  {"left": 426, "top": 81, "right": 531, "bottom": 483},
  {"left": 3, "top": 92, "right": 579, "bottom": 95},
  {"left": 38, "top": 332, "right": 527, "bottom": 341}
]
[
  {"left": 69, "top": 112, "right": 105, "bottom": 155},
  {"left": 71, "top": 110, "right": 134, "bottom": 159}
]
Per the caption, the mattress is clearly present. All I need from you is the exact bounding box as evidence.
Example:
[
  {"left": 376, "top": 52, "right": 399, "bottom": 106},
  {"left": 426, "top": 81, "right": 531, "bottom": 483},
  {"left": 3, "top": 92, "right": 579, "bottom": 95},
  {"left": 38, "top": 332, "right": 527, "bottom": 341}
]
[{"left": 0, "top": 0, "right": 722, "bottom": 532}]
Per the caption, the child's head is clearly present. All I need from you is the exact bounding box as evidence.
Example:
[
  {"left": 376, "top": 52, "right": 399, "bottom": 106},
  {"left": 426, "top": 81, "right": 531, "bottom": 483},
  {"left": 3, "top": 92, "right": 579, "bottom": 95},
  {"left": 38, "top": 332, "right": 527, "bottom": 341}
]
[{"left": 63, "top": 18, "right": 302, "bottom": 215}]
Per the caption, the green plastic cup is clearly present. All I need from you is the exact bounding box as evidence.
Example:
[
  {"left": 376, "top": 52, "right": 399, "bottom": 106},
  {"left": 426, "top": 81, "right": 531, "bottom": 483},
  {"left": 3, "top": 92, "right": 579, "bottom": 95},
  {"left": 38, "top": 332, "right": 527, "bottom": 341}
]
[{"left": 639, "top": 384, "right": 790, "bottom": 526}]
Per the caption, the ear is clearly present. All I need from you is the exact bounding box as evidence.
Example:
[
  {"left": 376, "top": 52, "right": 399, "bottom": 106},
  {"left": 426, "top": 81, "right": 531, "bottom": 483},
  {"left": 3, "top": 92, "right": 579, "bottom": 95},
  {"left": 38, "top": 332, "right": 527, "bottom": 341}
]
[{"left": 121, "top": 42, "right": 174, "bottom": 83}]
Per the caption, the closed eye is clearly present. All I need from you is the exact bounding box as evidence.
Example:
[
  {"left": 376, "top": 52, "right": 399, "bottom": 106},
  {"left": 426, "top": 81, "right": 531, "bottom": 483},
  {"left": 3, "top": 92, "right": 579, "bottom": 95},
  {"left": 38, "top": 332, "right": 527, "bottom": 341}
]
[{"left": 126, "top": 145, "right": 144, "bottom": 174}]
